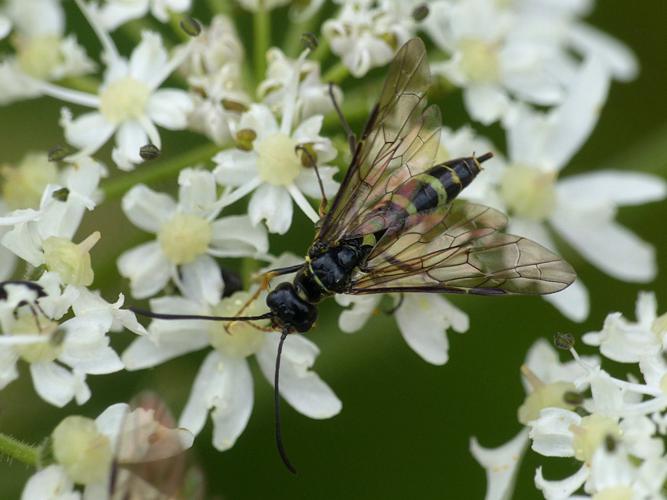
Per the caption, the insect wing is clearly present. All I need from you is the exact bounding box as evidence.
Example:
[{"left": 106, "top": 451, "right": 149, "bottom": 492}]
[
  {"left": 350, "top": 201, "right": 575, "bottom": 295},
  {"left": 109, "top": 392, "right": 196, "bottom": 500},
  {"left": 317, "top": 38, "right": 441, "bottom": 244}
]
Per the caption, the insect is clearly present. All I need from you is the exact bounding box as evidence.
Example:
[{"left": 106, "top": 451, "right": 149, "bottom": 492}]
[{"left": 132, "top": 37, "right": 575, "bottom": 473}]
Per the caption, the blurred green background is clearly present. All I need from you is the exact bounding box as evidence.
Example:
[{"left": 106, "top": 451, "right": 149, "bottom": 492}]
[{"left": 0, "top": 0, "right": 666, "bottom": 498}]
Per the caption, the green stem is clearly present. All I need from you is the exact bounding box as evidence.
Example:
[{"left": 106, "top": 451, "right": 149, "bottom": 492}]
[
  {"left": 59, "top": 76, "right": 100, "bottom": 94},
  {"left": 253, "top": 1, "right": 271, "bottom": 86},
  {"left": 206, "top": 0, "right": 231, "bottom": 15},
  {"left": 101, "top": 142, "right": 222, "bottom": 201},
  {"left": 323, "top": 61, "right": 349, "bottom": 85},
  {"left": 310, "top": 35, "right": 330, "bottom": 63},
  {"left": 168, "top": 12, "right": 192, "bottom": 43},
  {"left": 282, "top": 9, "right": 322, "bottom": 57},
  {"left": 0, "top": 433, "right": 39, "bottom": 467}
]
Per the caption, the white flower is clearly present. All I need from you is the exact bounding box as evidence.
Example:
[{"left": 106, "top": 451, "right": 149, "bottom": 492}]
[
  {"left": 118, "top": 168, "right": 268, "bottom": 300},
  {"left": 213, "top": 103, "right": 338, "bottom": 233},
  {"left": 0, "top": 0, "right": 95, "bottom": 104},
  {"left": 258, "top": 47, "right": 339, "bottom": 123},
  {"left": 122, "top": 270, "right": 341, "bottom": 451},
  {"left": 461, "top": 58, "right": 667, "bottom": 321},
  {"left": 89, "top": 0, "right": 192, "bottom": 31},
  {"left": 0, "top": 274, "right": 143, "bottom": 407},
  {"left": 583, "top": 292, "right": 667, "bottom": 364},
  {"left": 323, "top": 0, "right": 416, "bottom": 77},
  {"left": 28, "top": 7, "right": 194, "bottom": 170},
  {"left": 335, "top": 292, "right": 468, "bottom": 365},
  {"left": 180, "top": 14, "right": 244, "bottom": 78},
  {"left": 21, "top": 400, "right": 193, "bottom": 499},
  {"left": 0, "top": 16, "right": 11, "bottom": 40}
]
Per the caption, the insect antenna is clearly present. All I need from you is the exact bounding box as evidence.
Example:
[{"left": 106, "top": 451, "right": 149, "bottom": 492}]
[
  {"left": 328, "top": 82, "right": 357, "bottom": 153},
  {"left": 129, "top": 307, "right": 273, "bottom": 323},
  {"left": 476, "top": 152, "right": 494, "bottom": 163},
  {"left": 274, "top": 329, "right": 297, "bottom": 474}
]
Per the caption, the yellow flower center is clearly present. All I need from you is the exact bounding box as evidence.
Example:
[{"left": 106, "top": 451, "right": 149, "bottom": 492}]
[
  {"left": 256, "top": 133, "right": 302, "bottom": 186},
  {"left": 592, "top": 486, "right": 634, "bottom": 500},
  {"left": 500, "top": 164, "right": 557, "bottom": 220},
  {"left": 16, "top": 35, "right": 62, "bottom": 79},
  {"left": 1, "top": 153, "right": 58, "bottom": 210},
  {"left": 12, "top": 312, "right": 62, "bottom": 363},
  {"left": 43, "top": 232, "right": 100, "bottom": 286},
  {"left": 518, "top": 381, "right": 577, "bottom": 424},
  {"left": 99, "top": 77, "right": 151, "bottom": 124},
  {"left": 458, "top": 38, "right": 500, "bottom": 84},
  {"left": 209, "top": 291, "right": 269, "bottom": 358},
  {"left": 52, "top": 416, "right": 112, "bottom": 485},
  {"left": 571, "top": 414, "right": 622, "bottom": 464},
  {"left": 158, "top": 213, "right": 212, "bottom": 265},
  {"left": 652, "top": 311, "right": 667, "bottom": 339}
]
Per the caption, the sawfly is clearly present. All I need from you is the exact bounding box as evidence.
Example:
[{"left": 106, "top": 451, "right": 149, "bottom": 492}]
[{"left": 132, "top": 37, "right": 575, "bottom": 473}]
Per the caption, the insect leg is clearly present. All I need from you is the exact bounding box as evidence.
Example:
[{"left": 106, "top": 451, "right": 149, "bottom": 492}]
[
  {"left": 295, "top": 144, "right": 328, "bottom": 217},
  {"left": 383, "top": 293, "right": 405, "bottom": 315},
  {"left": 328, "top": 82, "right": 357, "bottom": 154},
  {"left": 274, "top": 329, "right": 296, "bottom": 473}
]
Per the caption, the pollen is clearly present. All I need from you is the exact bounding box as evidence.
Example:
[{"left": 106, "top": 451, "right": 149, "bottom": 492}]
[
  {"left": 571, "top": 414, "right": 622, "bottom": 464},
  {"left": 500, "top": 164, "right": 557, "bottom": 220},
  {"left": 256, "top": 133, "right": 302, "bottom": 186},
  {"left": 158, "top": 213, "right": 212, "bottom": 265},
  {"left": 1, "top": 153, "right": 58, "bottom": 210},
  {"left": 458, "top": 38, "right": 500, "bottom": 84},
  {"left": 12, "top": 312, "right": 62, "bottom": 364},
  {"left": 99, "top": 76, "right": 151, "bottom": 124},
  {"left": 209, "top": 291, "right": 269, "bottom": 358},
  {"left": 43, "top": 231, "right": 100, "bottom": 287},
  {"left": 52, "top": 416, "right": 112, "bottom": 485}
]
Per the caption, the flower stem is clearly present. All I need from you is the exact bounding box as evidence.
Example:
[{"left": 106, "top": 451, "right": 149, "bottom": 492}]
[
  {"left": 323, "top": 61, "right": 349, "bottom": 84},
  {"left": 101, "top": 142, "right": 222, "bottom": 201},
  {"left": 254, "top": 0, "right": 271, "bottom": 85},
  {"left": 0, "top": 433, "right": 39, "bottom": 467}
]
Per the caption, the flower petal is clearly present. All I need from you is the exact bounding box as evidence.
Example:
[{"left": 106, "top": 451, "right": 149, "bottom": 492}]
[
  {"left": 248, "top": 184, "right": 293, "bottom": 234},
  {"left": 21, "top": 465, "right": 78, "bottom": 500},
  {"left": 470, "top": 429, "right": 530, "bottom": 500},
  {"left": 179, "top": 255, "right": 223, "bottom": 306},
  {"left": 112, "top": 120, "right": 148, "bottom": 171},
  {"left": 335, "top": 294, "right": 381, "bottom": 333},
  {"left": 179, "top": 351, "right": 254, "bottom": 451},
  {"left": 0, "top": 346, "right": 18, "bottom": 390},
  {"left": 551, "top": 212, "right": 656, "bottom": 282},
  {"left": 122, "top": 185, "right": 175, "bottom": 233},
  {"left": 210, "top": 215, "right": 269, "bottom": 256},
  {"left": 147, "top": 89, "right": 193, "bottom": 130},
  {"left": 177, "top": 168, "right": 217, "bottom": 215},
  {"left": 395, "top": 294, "right": 469, "bottom": 365},
  {"left": 129, "top": 31, "right": 168, "bottom": 83},
  {"left": 543, "top": 278, "right": 590, "bottom": 323},
  {"left": 257, "top": 334, "right": 341, "bottom": 419},
  {"left": 534, "top": 464, "right": 589, "bottom": 499},
  {"left": 30, "top": 362, "right": 86, "bottom": 407},
  {"left": 463, "top": 85, "right": 510, "bottom": 125},
  {"left": 117, "top": 241, "right": 172, "bottom": 299},
  {"left": 557, "top": 171, "right": 667, "bottom": 208},
  {"left": 60, "top": 109, "right": 115, "bottom": 154}
]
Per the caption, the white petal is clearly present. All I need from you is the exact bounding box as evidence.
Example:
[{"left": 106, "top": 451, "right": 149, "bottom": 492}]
[
  {"left": 147, "top": 89, "right": 193, "bottom": 129},
  {"left": 179, "top": 351, "right": 254, "bottom": 451},
  {"left": 122, "top": 185, "right": 175, "bottom": 233},
  {"left": 535, "top": 464, "right": 589, "bottom": 499},
  {"left": 30, "top": 362, "right": 81, "bottom": 407},
  {"left": 213, "top": 150, "right": 260, "bottom": 187},
  {"left": 551, "top": 213, "right": 656, "bottom": 282},
  {"left": 470, "top": 429, "right": 529, "bottom": 500},
  {"left": 112, "top": 120, "right": 147, "bottom": 171},
  {"left": 543, "top": 278, "right": 590, "bottom": 323},
  {"left": 529, "top": 408, "right": 579, "bottom": 457},
  {"left": 335, "top": 294, "right": 381, "bottom": 333},
  {"left": 129, "top": 31, "right": 168, "bottom": 83},
  {"left": 122, "top": 330, "right": 208, "bottom": 370},
  {"left": 395, "top": 294, "right": 469, "bottom": 365},
  {"left": 0, "top": 17, "right": 11, "bottom": 40},
  {"left": 21, "top": 465, "right": 78, "bottom": 500},
  {"left": 557, "top": 171, "right": 666, "bottom": 208},
  {"left": 1, "top": 222, "right": 43, "bottom": 267},
  {"left": 60, "top": 109, "right": 115, "bottom": 153},
  {"left": 248, "top": 184, "right": 293, "bottom": 234},
  {"left": 93, "top": 1, "right": 148, "bottom": 31},
  {"left": 210, "top": 214, "right": 269, "bottom": 256},
  {"left": 257, "top": 334, "right": 341, "bottom": 419},
  {"left": 179, "top": 256, "right": 223, "bottom": 306},
  {"left": 542, "top": 57, "right": 610, "bottom": 170},
  {"left": 0, "top": 346, "right": 19, "bottom": 390},
  {"left": 177, "top": 168, "right": 217, "bottom": 215},
  {"left": 463, "top": 85, "right": 510, "bottom": 125},
  {"left": 117, "top": 241, "right": 172, "bottom": 299},
  {"left": 95, "top": 403, "right": 130, "bottom": 444}
]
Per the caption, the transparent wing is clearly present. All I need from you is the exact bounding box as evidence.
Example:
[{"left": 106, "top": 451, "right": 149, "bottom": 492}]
[
  {"left": 317, "top": 37, "right": 441, "bottom": 244},
  {"left": 350, "top": 201, "right": 576, "bottom": 295}
]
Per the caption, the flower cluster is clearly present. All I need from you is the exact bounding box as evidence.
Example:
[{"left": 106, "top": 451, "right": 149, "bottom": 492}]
[
  {"left": 0, "top": 0, "right": 662, "bottom": 497},
  {"left": 473, "top": 292, "right": 667, "bottom": 498}
]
